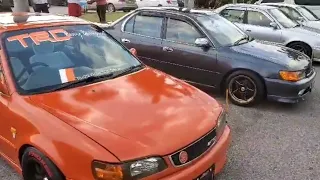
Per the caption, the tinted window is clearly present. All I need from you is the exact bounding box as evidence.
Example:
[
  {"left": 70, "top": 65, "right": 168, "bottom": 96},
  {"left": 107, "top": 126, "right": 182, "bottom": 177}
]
[
  {"left": 295, "top": 0, "right": 320, "bottom": 5},
  {"left": 247, "top": 11, "right": 272, "bottom": 26},
  {"left": 261, "top": 0, "right": 284, "bottom": 2},
  {"left": 124, "top": 15, "right": 163, "bottom": 38},
  {"left": 268, "top": 8, "right": 299, "bottom": 28},
  {"left": 3, "top": 25, "right": 141, "bottom": 94},
  {"left": 220, "top": 9, "right": 245, "bottom": 23},
  {"left": 165, "top": 18, "right": 202, "bottom": 44}
]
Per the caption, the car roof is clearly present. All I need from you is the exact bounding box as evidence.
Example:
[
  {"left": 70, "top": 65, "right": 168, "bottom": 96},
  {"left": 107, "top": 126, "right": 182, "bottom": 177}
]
[
  {"left": 0, "top": 12, "right": 89, "bottom": 32},
  {"left": 222, "top": 3, "right": 277, "bottom": 10},
  {"left": 262, "top": 3, "right": 300, "bottom": 8}
]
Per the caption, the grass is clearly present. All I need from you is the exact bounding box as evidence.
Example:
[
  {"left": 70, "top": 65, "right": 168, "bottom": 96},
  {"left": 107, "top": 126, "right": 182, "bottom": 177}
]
[{"left": 80, "top": 12, "right": 128, "bottom": 22}]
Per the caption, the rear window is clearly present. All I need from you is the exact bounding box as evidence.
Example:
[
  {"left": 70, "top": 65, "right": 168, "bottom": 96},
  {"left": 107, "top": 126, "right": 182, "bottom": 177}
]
[
  {"left": 2, "top": 24, "right": 141, "bottom": 95},
  {"left": 295, "top": 0, "right": 320, "bottom": 5}
]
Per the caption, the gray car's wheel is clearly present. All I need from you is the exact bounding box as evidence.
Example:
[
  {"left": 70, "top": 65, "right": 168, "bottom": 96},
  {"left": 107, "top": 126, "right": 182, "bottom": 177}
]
[
  {"left": 107, "top": 3, "right": 115, "bottom": 12},
  {"left": 287, "top": 42, "right": 312, "bottom": 58},
  {"left": 226, "top": 70, "right": 265, "bottom": 107}
]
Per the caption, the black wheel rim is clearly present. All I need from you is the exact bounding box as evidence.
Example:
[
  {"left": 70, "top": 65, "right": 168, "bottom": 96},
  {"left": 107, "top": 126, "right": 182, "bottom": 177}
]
[
  {"left": 291, "top": 44, "right": 307, "bottom": 54},
  {"left": 228, "top": 75, "right": 257, "bottom": 104},
  {"left": 25, "top": 160, "right": 49, "bottom": 180}
]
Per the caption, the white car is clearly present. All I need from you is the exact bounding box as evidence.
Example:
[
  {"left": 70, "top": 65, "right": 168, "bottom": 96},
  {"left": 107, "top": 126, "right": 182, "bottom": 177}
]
[
  {"left": 255, "top": 0, "right": 320, "bottom": 17},
  {"left": 136, "top": 0, "right": 178, "bottom": 8},
  {"left": 86, "top": 0, "right": 138, "bottom": 12}
]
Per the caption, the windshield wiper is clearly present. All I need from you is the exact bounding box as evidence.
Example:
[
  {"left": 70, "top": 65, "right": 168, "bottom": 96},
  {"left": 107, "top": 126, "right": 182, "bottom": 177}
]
[
  {"left": 233, "top": 36, "right": 249, "bottom": 46},
  {"left": 51, "top": 64, "right": 145, "bottom": 92}
]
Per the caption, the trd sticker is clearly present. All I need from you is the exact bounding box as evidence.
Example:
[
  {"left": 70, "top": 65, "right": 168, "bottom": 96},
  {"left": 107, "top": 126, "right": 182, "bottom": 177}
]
[
  {"left": 7, "top": 29, "right": 71, "bottom": 48},
  {"left": 59, "top": 68, "right": 76, "bottom": 83}
]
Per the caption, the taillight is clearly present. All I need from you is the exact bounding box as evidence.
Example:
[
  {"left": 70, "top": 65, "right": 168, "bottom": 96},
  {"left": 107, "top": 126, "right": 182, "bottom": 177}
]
[{"left": 166, "top": 0, "right": 171, "bottom": 3}]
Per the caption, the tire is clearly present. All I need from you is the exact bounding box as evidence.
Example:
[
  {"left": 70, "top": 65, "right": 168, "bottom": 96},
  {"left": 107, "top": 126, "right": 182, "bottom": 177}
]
[
  {"left": 158, "top": 4, "right": 162, "bottom": 6},
  {"left": 225, "top": 70, "right": 265, "bottom": 107},
  {"left": 21, "top": 147, "right": 65, "bottom": 180},
  {"left": 107, "top": 3, "right": 115, "bottom": 12},
  {"left": 123, "top": 9, "right": 130, "bottom": 12},
  {"left": 287, "top": 42, "right": 312, "bottom": 58}
]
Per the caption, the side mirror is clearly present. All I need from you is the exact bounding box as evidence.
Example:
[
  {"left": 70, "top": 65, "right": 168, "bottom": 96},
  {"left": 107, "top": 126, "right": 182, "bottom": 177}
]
[
  {"left": 270, "top": 22, "right": 278, "bottom": 29},
  {"left": 195, "top": 38, "right": 210, "bottom": 47},
  {"left": 130, "top": 48, "right": 138, "bottom": 57}
]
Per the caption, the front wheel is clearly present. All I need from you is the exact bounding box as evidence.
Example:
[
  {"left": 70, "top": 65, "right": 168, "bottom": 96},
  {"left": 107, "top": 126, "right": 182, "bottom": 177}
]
[
  {"left": 21, "top": 147, "right": 65, "bottom": 180},
  {"left": 226, "top": 70, "right": 265, "bottom": 106}
]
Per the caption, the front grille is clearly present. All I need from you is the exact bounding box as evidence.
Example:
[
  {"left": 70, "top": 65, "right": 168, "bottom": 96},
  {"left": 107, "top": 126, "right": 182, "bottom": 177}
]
[{"left": 169, "top": 128, "right": 216, "bottom": 167}]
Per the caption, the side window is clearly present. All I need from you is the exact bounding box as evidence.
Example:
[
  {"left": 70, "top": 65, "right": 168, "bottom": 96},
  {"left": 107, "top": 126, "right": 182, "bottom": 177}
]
[
  {"left": 261, "top": 0, "right": 284, "bottom": 2},
  {"left": 220, "top": 9, "right": 245, "bottom": 23},
  {"left": 279, "top": 7, "right": 302, "bottom": 20},
  {"left": 124, "top": 14, "right": 163, "bottom": 38},
  {"left": 165, "top": 18, "right": 202, "bottom": 44},
  {"left": 247, "top": 11, "right": 272, "bottom": 27}
]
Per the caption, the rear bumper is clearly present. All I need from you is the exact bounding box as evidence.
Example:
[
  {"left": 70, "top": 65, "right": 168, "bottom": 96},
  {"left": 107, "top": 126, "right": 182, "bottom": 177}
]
[
  {"left": 265, "top": 70, "right": 316, "bottom": 103},
  {"left": 150, "top": 125, "right": 231, "bottom": 180}
]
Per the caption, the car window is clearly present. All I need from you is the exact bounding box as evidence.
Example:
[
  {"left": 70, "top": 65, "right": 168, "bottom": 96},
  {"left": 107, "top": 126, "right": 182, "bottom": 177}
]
[
  {"left": 268, "top": 8, "right": 299, "bottom": 28},
  {"left": 124, "top": 14, "right": 163, "bottom": 38},
  {"left": 261, "top": 0, "right": 284, "bottom": 2},
  {"left": 295, "top": 0, "right": 320, "bottom": 5},
  {"left": 220, "top": 9, "right": 245, "bottom": 23},
  {"left": 247, "top": 11, "right": 272, "bottom": 27},
  {"left": 165, "top": 18, "right": 202, "bottom": 44},
  {"left": 279, "top": 7, "right": 303, "bottom": 21},
  {"left": 3, "top": 25, "right": 141, "bottom": 95},
  {"left": 297, "top": 6, "right": 319, "bottom": 21}
]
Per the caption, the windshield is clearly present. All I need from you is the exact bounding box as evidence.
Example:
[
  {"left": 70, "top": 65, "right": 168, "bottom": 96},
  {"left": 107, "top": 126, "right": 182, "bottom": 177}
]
[
  {"left": 3, "top": 25, "right": 141, "bottom": 95},
  {"left": 297, "top": 6, "right": 319, "bottom": 21},
  {"left": 196, "top": 14, "right": 247, "bottom": 46},
  {"left": 278, "top": 6, "right": 303, "bottom": 21},
  {"left": 268, "top": 8, "right": 300, "bottom": 28}
]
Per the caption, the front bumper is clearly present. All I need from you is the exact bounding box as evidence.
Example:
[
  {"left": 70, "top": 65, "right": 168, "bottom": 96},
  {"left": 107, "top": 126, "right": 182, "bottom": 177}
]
[
  {"left": 146, "top": 125, "right": 231, "bottom": 180},
  {"left": 265, "top": 70, "right": 316, "bottom": 103}
]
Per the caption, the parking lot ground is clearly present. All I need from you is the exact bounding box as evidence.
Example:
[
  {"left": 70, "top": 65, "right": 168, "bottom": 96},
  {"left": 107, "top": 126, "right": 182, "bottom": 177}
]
[{"left": 2, "top": 64, "right": 319, "bottom": 180}]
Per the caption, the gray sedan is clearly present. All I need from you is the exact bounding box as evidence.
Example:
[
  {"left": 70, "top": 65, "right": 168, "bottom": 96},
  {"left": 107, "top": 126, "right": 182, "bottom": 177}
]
[
  {"left": 263, "top": 3, "right": 320, "bottom": 30},
  {"left": 215, "top": 4, "right": 320, "bottom": 62}
]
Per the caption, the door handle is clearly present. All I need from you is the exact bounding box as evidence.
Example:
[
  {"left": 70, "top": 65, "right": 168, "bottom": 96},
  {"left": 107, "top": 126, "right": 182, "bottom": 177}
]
[
  {"left": 121, "top": 38, "right": 130, "bottom": 43},
  {"left": 162, "top": 46, "right": 173, "bottom": 52},
  {"left": 246, "top": 29, "right": 252, "bottom": 32}
]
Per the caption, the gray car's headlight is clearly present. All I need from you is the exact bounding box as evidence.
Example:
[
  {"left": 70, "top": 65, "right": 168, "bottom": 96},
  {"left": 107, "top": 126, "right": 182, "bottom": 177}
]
[
  {"left": 92, "top": 157, "right": 167, "bottom": 180},
  {"left": 216, "top": 110, "right": 227, "bottom": 139}
]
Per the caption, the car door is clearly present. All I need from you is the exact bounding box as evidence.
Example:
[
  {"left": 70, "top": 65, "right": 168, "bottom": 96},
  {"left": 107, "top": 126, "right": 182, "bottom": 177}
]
[
  {"left": 120, "top": 11, "right": 166, "bottom": 68},
  {"left": 220, "top": 8, "right": 246, "bottom": 31},
  {"left": 159, "top": 14, "right": 219, "bottom": 87},
  {"left": 0, "top": 68, "right": 16, "bottom": 161},
  {"left": 242, "top": 10, "right": 282, "bottom": 43}
]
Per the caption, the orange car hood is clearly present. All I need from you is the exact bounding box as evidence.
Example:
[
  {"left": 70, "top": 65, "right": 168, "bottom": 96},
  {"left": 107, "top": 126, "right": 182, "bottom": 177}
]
[{"left": 30, "top": 68, "right": 222, "bottom": 161}]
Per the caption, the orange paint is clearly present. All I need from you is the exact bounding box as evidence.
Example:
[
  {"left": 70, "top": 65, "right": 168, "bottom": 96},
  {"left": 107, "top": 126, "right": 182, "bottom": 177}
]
[
  {"left": 6, "top": 29, "right": 71, "bottom": 48},
  {"left": 0, "top": 14, "right": 231, "bottom": 180}
]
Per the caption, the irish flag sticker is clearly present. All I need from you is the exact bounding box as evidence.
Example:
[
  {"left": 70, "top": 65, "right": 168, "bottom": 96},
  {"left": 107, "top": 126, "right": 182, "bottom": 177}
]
[{"left": 59, "top": 68, "right": 76, "bottom": 83}]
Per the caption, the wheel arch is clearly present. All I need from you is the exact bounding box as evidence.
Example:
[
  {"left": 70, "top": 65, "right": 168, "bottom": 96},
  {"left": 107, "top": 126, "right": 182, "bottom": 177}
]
[
  {"left": 285, "top": 41, "right": 312, "bottom": 57},
  {"left": 220, "top": 68, "right": 267, "bottom": 96}
]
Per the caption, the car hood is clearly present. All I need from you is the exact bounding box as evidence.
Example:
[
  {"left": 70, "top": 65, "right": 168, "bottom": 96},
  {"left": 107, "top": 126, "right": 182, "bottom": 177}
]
[
  {"left": 230, "top": 40, "right": 310, "bottom": 70},
  {"left": 286, "top": 26, "right": 320, "bottom": 39},
  {"left": 303, "top": 21, "right": 320, "bottom": 31},
  {"left": 29, "top": 68, "right": 222, "bottom": 161}
]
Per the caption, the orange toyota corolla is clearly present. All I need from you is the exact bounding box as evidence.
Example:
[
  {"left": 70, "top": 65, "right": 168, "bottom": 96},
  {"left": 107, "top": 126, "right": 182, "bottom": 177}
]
[{"left": 0, "top": 13, "right": 231, "bottom": 180}]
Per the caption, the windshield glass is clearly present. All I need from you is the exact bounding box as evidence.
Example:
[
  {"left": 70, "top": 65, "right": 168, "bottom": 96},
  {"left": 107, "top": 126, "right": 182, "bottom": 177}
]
[
  {"left": 278, "top": 7, "right": 303, "bottom": 21},
  {"left": 297, "top": 6, "right": 319, "bottom": 21},
  {"left": 3, "top": 25, "right": 141, "bottom": 95},
  {"left": 268, "top": 8, "right": 300, "bottom": 28},
  {"left": 196, "top": 14, "right": 247, "bottom": 46}
]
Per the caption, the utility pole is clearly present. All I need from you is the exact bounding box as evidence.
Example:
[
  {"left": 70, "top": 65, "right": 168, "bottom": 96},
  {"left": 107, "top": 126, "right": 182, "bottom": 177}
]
[
  {"left": 184, "top": 0, "right": 194, "bottom": 8},
  {"left": 12, "top": 0, "right": 30, "bottom": 12}
]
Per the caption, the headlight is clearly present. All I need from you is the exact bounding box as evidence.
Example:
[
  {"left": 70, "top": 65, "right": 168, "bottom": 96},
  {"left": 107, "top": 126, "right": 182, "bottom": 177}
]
[
  {"left": 92, "top": 157, "right": 167, "bottom": 180},
  {"left": 279, "top": 70, "right": 305, "bottom": 82},
  {"left": 216, "top": 110, "right": 227, "bottom": 139}
]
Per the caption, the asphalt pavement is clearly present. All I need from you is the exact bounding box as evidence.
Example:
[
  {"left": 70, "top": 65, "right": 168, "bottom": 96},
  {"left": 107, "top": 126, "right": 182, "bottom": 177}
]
[{"left": 2, "top": 6, "right": 320, "bottom": 180}]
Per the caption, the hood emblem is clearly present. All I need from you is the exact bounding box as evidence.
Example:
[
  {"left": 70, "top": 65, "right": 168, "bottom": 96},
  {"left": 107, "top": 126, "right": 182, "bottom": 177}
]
[{"left": 179, "top": 151, "right": 188, "bottom": 164}]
